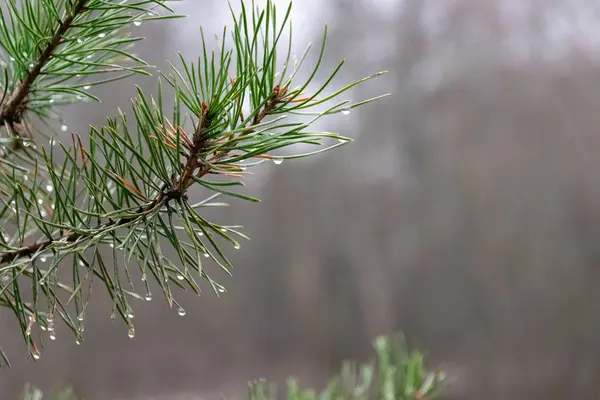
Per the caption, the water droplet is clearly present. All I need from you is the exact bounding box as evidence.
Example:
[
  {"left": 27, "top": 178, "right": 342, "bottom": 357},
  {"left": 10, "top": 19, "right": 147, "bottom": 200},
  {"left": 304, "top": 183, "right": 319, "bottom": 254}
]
[
  {"left": 32, "top": 353, "right": 40, "bottom": 360},
  {"left": 49, "top": 333, "right": 56, "bottom": 340},
  {"left": 77, "top": 314, "right": 84, "bottom": 322},
  {"left": 109, "top": 244, "right": 114, "bottom": 248},
  {"left": 29, "top": 63, "right": 34, "bottom": 68},
  {"left": 23, "top": 141, "right": 30, "bottom": 147},
  {"left": 39, "top": 279, "right": 45, "bottom": 285},
  {"left": 41, "top": 210, "right": 47, "bottom": 217},
  {"left": 98, "top": 33, "right": 106, "bottom": 38},
  {"left": 75, "top": 340, "right": 81, "bottom": 345},
  {"left": 40, "top": 325, "right": 47, "bottom": 331},
  {"left": 51, "top": 203, "right": 55, "bottom": 210},
  {"left": 272, "top": 157, "right": 284, "bottom": 165},
  {"left": 22, "top": 52, "right": 27, "bottom": 57},
  {"left": 60, "top": 124, "right": 68, "bottom": 132},
  {"left": 49, "top": 98, "right": 55, "bottom": 104},
  {"left": 9, "top": 57, "right": 14, "bottom": 62},
  {"left": 37, "top": 199, "right": 43, "bottom": 205},
  {"left": 128, "top": 326, "right": 135, "bottom": 338},
  {"left": 218, "top": 287, "right": 225, "bottom": 293},
  {"left": 83, "top": 85, "right": 91, "bottom": 90},
  {"left": 177, "top": 307, "right": 186, "bottom": 316},
  {"left": 234, "top": 244, "right": 240, "bottom": 250},
  {"left": 341, "top": 108, "right": 351, "bottom": 116},
  {"left": 141, "top": 274, "right": 146, "bottom": 282},
  {"left": 127, "top": 312, "right": 134, "bottom": 319},
  {"left": 197, "top": 231, "right": 204, "bottom": 237},
  {"left": 176, "top": 274, "right": 184, "bottom": 281},
  {"left": 203, "top": 253, "right": 210, "bottom": 258},
  {"left": 77, "top": 38, "right": 83, "bottom": 44},
  {"left": 86, "top": 54, "right": 93, "bottom": 59},
  {"left": 145, "top": 294, "right": 152, "bottom": 301},
  {"left": 23, "top": 175, "right": 28, "bottom": 181},
  {"left": 49, "top": 138, "right": 56, "bottom": 146},
  {"left": 133, "top": 20, "right": 142, "bottom": 27},
  {"left": 40, "top": 256, "right": 46, "bottom": 263},
  {"left": 76, "top": 95, "right": 83, "bottom": 100},
  {"left": 78, "top": 260, "right": 85, "bottom": 267},
  {"left": 46, "top": 184, "right": 53, "bottom": 192},
  {"left": 220, "top": 228, "right": 227, "bottom": 233}
]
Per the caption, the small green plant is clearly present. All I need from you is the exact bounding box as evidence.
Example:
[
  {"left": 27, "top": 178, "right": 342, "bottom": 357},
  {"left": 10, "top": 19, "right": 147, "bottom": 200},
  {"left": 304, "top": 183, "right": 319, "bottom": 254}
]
[{"left": 23, "top": 334, "right": 445, "bottom": 400}]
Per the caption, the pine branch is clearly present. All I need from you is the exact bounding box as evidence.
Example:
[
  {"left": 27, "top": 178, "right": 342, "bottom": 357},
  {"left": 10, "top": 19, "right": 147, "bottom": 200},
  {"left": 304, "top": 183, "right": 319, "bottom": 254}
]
[
  {"left": 0, "top": 0, "right": 87, "bottom": 128},
  {"left": 0, "top": 92, "right": 280, "bottom": 264},
  {"left": 0, "top": 0, "right": 182, "bottom": 140},
  {"left": 0, "top": 0, "right": 389, "bottom": 364}
]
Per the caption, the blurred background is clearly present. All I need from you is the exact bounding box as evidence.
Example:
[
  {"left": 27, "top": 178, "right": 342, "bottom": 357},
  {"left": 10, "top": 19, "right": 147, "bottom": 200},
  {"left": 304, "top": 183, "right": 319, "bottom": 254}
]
[{"left": 3, "top": 0, "right": 600, "bottom": 398}]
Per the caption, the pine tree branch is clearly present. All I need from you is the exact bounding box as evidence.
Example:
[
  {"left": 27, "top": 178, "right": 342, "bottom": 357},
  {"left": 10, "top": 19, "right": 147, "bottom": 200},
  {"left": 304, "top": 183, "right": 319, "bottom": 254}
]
[
  {"left": 0, "top": 95, "right": 279, "bottom": 264},
  {"left": 0, "top": 0, "right": 388, "bottom": 362},
  {"left": 0, "top": 0, "right": 88, "bottom": 128}
]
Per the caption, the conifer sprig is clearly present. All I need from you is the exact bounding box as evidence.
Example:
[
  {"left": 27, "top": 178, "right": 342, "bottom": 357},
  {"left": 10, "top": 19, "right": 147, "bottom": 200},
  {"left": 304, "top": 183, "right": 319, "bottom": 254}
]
[
  {"left": 0, "top": 0, "right": 388, "bottom": 365},
  {"left": 0, "top": 0, "right": 181, "bottom": 135}
]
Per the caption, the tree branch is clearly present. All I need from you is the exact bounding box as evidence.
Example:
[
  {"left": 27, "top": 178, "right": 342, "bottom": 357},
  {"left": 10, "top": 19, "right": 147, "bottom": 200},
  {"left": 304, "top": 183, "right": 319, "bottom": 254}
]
[
  {"left": 0, "top": 0, "right": 88, "bottom": 127},
  {"left": 0, "top": 94, "right": 279, "bottom": 264}
]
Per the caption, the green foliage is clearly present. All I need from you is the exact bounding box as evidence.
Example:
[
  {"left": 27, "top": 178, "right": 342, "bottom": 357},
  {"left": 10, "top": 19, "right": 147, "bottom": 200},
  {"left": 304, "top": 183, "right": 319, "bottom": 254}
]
[
  {"left": 22, "top": 334, "right": 445, "bottom": 399},
  {"left": 0, "top": 0, "right": 387, "bottom": 365},
  {"left": 248, "top": 335, "right": 445, "bottom": 400}
]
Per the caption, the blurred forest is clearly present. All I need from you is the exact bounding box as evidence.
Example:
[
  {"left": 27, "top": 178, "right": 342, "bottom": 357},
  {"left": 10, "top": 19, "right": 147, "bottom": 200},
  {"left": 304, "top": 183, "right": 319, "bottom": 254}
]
[{"left": 3, "top": 0, "right": 600, "bottom": 398}]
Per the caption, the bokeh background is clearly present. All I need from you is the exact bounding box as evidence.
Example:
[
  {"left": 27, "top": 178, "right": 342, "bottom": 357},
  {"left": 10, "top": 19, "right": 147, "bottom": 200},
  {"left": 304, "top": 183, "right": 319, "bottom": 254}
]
[{"left": 3, "top": 0, "right": 600, "bottom": 398}]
